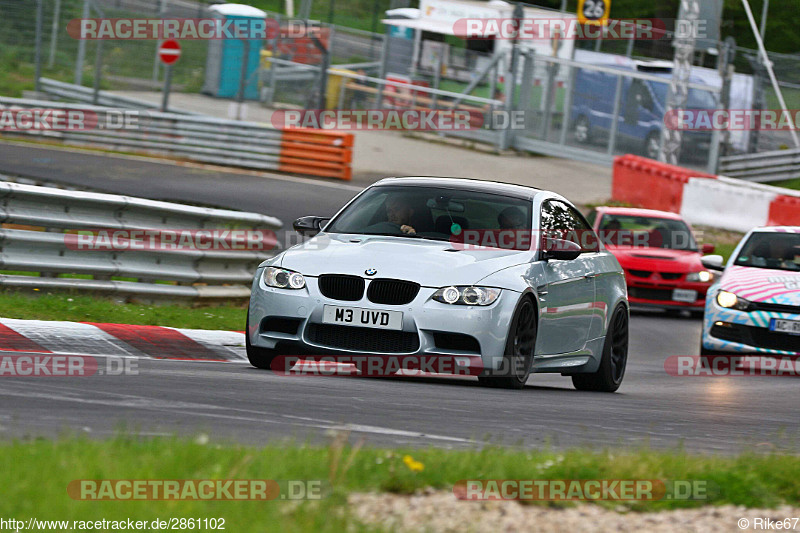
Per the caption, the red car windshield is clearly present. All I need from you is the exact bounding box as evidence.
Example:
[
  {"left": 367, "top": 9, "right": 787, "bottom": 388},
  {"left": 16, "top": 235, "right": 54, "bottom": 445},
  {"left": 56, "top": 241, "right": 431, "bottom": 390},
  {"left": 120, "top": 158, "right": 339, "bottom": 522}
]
[{"left": 598, "top": 214, "right": 698, "bottom": 251}]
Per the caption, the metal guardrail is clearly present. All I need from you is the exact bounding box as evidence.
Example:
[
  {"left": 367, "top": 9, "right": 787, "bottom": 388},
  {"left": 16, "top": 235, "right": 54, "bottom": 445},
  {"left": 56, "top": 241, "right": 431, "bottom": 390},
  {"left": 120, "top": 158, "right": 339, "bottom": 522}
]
[
  {"left": 0, "top": 179, "right": 282, "bottom": 300},
  {"left": 0, "top": 97, "right": 354, "bottom": 180},
  {"left": 719, "top": 148, "right": 800, "bottom": 183},
  {"left": 39, "top": 78, "right": 198, "bottom": 115}
]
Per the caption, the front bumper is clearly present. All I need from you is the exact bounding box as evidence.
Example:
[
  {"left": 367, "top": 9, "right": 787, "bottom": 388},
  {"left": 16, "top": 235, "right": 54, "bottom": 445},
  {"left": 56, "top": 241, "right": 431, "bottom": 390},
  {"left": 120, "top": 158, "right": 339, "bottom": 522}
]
[
  {"left": 247, "top": 273, "right": 522, "bottom": 372},
  {"left": 626, "top": 277, "right": 710, "bottom": 310},
  {"left": 702, "top": 295, "right": 800, "bottom": 356}
]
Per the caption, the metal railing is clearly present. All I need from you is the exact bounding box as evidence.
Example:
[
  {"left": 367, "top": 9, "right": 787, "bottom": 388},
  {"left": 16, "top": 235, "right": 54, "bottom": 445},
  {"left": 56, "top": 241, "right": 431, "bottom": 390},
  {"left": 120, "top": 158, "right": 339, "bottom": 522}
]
[
  {"left": 39, "top": 78, "right": 198, "bottom": 114},
  {"left": 719, "top": 148, "right": 800, "bottom": 183},
  {"left": 0, "top": 178, "right": 282, "bottom": 300},
  {"left": 0, "top": 97, "right": 354, "bottom": 180}
]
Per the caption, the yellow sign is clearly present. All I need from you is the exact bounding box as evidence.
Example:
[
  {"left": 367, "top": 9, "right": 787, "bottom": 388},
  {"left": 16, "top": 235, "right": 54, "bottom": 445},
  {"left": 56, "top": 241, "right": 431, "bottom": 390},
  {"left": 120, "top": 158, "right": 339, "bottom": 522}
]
[{"left": 577, "top": 0, "right": 610, "bottom": 25}]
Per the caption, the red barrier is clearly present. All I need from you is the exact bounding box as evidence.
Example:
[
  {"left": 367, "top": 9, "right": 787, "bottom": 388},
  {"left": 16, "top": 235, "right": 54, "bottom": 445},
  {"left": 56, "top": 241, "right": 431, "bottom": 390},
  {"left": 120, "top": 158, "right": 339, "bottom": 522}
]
[
  {"left": 767, "top": 195, "right": 800, "bottom": 226},
  {"left": 612, "top": 155, "right": 715, "bottom": 214}
]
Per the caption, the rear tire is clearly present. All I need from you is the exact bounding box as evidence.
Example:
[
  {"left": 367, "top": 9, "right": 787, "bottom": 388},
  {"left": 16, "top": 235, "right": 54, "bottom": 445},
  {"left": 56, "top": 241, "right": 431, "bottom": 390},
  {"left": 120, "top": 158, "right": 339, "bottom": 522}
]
[
  {"left": 245, "top": 316, "right": 278, "bottom": 370},
  {"left": 574, "top": 116, "right": 592, "bottom": 144},
  {"left": 572, "top": 304, "right": 628, "bottom": 392},
  {"left": 478, "top": 297, "right": 537, "bottom": 390}
]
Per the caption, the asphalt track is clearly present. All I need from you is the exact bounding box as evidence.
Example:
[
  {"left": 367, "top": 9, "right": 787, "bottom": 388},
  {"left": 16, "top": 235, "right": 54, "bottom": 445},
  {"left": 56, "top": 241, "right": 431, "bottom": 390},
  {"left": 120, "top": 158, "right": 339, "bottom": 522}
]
[{"left": 0, "top": 142, "right": 798, "bottom": 453}]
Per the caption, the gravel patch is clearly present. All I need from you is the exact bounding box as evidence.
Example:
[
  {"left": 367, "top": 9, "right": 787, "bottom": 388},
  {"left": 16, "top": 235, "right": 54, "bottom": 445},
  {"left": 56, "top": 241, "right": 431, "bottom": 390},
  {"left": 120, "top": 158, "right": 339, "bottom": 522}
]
[{"left": 349, "top": 491, "right": 800, "bottom": 532}]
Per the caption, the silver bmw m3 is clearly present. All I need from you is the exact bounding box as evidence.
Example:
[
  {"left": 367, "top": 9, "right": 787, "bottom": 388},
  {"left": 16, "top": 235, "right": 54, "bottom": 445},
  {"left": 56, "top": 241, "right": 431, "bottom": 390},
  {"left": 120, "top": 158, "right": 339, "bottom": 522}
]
[{"left": 247, "top": 177, "right": 629, "bottom": 391}]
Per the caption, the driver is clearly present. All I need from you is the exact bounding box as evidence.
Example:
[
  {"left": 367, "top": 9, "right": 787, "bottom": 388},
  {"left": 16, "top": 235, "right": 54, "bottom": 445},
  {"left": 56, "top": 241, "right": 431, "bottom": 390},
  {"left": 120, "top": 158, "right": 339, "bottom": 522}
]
[
  {"left": 498, "top": 207, "right": 526, "bottom": 230},
  {"left": 386, "top": 196, "right": 417, "bottom": 235}
]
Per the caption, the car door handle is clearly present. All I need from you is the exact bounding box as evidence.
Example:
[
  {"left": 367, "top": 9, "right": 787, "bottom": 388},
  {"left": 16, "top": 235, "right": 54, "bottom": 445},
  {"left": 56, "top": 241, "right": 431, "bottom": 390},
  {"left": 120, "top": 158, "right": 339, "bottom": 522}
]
[{"left": 584, "top": 273, "right": 596, "bottom": 280}]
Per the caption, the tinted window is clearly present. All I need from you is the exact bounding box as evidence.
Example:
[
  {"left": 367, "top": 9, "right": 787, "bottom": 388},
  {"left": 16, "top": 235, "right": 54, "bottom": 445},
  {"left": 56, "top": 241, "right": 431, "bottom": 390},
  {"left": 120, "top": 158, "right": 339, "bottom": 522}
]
[
  {"left": 734, "top": 232, "right": 800, "bottom": 272},
  {"left": 541, "top": 200, "right": 600, "bottom": 252},
  {"left": 325, "top": 186, "right": 532, "bottom": 245},
  {"left": 597, "top": 214, "right": 698, "bottom": 250}
]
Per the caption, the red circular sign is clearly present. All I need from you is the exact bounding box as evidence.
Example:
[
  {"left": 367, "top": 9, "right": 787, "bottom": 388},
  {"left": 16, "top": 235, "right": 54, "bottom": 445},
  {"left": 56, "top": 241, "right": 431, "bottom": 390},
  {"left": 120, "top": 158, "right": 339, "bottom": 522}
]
[{"left": 158, "top": 39, "right": 181, "bottom": 65}]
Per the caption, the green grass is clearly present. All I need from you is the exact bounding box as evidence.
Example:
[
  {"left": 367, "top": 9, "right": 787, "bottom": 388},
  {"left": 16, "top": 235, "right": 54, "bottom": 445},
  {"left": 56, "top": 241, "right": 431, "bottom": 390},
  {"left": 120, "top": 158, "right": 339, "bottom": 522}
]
[
  {"left": 1, "top": 435, "right": 799, "bottom": 528},
  {"left": 774, "top": 177, "right": 800, "bottom": 191},
  {"left": 0, "top": 292, "right": 245, "bottom": 330}
]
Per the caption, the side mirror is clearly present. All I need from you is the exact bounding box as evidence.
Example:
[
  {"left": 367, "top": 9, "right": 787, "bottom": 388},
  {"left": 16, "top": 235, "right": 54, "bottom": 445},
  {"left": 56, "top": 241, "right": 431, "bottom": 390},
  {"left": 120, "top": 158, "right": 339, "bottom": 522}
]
[
  {"left": 543, "top": 238, "right": 582, "bottom": 261},
  {"left": 701, "top": 243, "right": 715, "bottom": 254},
  {"left": 293, "top": 216, "right": 329, "bottom": 237},
  {"left": 701, "top": 254, "right": 725, "bottom": 271}
]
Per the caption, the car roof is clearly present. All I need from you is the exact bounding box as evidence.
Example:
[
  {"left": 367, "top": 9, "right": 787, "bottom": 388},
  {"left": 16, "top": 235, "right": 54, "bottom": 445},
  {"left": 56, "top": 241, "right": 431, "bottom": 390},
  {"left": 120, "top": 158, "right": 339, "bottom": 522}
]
[
  {"left": 595, "top": 206, "right": 684, "bottom": 220},
  {"left": 372, "top": 176, "right": 545, "bottom": 201},
  {"left": 750, "top": 226, "right": 800, "bottom": 234}
]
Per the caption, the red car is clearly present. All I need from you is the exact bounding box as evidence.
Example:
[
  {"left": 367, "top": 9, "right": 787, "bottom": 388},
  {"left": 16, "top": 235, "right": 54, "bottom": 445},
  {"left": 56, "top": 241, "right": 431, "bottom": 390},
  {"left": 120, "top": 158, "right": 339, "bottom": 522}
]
[{"left": 587, "top": 207, "right": 715, "bottom": 316}]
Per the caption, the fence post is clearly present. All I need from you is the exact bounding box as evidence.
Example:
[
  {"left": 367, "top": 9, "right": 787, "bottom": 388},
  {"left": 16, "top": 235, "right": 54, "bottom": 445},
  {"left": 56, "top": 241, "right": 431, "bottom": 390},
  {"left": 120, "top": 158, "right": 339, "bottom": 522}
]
[
  {"left": 75, "top": 0, "right": 90, "bottom": 85},
  {"left": 34, "top": 0, "right": 44, "bottom": 93},
  {"left": 48, "top": 0, "right": 62, "bottom": 69},
  {"left": 606, "top": 37, "right": 634, "bottom": 156},
  {"left": 92, "top": 40, "right": 105, "bottom": 105},
  {"left": 375, "top": 35, "right": 390, "bottom": 110}
]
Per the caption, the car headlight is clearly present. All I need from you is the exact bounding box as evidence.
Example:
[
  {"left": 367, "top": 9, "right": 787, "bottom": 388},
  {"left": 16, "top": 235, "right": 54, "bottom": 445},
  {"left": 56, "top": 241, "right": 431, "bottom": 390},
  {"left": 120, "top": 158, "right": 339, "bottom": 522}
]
[
  {"left": 687, "top": 271, "right": 713, "bottom": 283},
  {"left": 716, "top": 290, "right": 750, "bottom": 311},
  {"left": 432, "top": 286, "right": 501, "bottom": 306},
  {"left": 263, "top": 267, "right": 306, "bottom": 289}
]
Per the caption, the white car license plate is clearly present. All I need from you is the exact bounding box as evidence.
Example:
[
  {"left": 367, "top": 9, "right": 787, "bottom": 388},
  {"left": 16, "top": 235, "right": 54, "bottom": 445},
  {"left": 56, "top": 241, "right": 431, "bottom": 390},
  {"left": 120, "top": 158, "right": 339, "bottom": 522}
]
[
  {"left": 672, "top": 289, "right": 697, "bottom": 303},
  {"left": 770, "top": 318, "right": 800, "bottom": 336},
  {"left": 322, "top": 305, "right": 403, "bottom": 330}
]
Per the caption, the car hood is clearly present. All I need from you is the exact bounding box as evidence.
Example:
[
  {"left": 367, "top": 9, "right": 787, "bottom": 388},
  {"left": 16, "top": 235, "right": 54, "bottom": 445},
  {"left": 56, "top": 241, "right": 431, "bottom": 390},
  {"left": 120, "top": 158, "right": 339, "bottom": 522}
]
[
  {"left": 720, "top": 265, "right": 800, "bottom": 306},
  {"left": 606, "top": 247, "right": 702, "bottom": 272},
  {"left": 279, "top": 233, "right": 531, "bottom": 286}
]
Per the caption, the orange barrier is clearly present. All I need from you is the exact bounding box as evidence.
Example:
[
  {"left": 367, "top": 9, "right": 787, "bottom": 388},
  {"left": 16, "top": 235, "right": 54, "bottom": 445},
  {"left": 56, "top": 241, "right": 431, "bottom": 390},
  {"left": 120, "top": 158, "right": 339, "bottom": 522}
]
[
  {"left": 612, "top": 155, "right": 715, "bottom": 213},
  {"left": 278, "top": 129, "right": 354, "bottom": 181},
  {"left": 768, "top": 195, "right": 800, "bottom": 226}
]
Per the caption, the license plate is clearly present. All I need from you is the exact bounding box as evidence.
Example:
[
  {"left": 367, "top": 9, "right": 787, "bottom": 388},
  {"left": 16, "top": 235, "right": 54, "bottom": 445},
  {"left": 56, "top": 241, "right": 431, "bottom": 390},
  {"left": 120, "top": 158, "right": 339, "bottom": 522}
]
[
  {"left": 672, "top": 289, "right": 697, "bottom": 303},
  {"left": 770, "top": 318, "right": 800, "bottom": 336},
  {"left": 322, "top": 305, "right": 403, "bottom": 330}
]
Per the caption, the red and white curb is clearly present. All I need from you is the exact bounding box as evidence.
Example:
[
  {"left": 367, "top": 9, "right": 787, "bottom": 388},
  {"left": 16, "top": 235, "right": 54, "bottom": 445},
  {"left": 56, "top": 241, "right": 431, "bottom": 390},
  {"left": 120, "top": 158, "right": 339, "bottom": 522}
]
[{"left": 0, "top": 318, "right": 247, "bottom": 362}]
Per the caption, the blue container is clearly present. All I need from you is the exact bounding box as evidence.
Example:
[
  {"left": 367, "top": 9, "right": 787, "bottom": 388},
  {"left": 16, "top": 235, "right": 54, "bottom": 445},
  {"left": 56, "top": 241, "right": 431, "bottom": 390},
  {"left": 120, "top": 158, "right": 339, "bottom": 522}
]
[{"left": 203, "top": 4, "right": 266, "bottom": 100}]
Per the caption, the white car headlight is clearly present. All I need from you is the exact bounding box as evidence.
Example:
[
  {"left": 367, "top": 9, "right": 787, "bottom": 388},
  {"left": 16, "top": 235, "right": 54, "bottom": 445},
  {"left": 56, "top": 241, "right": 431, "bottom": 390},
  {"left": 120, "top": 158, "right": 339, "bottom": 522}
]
[
  {"left": 432, "top": 286, "right": 501, "bottom": 306},
  {"left": 687, "top": 271, "right": 713, "bottom": 283},
  {"left": 263, "top": 267, "right": 306, "bottom": 289},
  {"left": 716, "top": 290, "right": 750, "bottom": 311}
]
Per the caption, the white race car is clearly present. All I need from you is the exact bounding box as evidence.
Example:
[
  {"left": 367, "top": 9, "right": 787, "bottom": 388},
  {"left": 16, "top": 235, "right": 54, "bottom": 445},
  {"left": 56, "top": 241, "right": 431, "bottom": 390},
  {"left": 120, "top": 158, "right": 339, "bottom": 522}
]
[{"left": 700, "top": 226, "right": 800, "bottom": 362}]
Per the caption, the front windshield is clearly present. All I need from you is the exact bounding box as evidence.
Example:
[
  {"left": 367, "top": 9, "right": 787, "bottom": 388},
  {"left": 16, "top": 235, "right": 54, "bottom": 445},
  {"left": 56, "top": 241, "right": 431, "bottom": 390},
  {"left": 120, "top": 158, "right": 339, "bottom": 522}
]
[
  {"left": 325, "top": 185, "right": 532, "bottom": 246},
  {"left": 650, "top": 83, "right": 717, "bottom": 110},
  {"left": 734, "top": 232, "right": 800, "bottom": 272},
  {"left": 598, "top": 214, "right": 698, "bottom": 251}
]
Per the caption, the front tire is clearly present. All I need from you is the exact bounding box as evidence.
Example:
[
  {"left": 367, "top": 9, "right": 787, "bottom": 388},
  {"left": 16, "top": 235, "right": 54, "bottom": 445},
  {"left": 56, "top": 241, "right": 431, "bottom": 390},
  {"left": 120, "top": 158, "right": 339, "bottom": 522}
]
[
  {"left": 574, "top": 116, "right": 591, "bottom": 144},
  {"left": 572, "top": 304, "right": 628, "bottom": 392},
  {"left": 644, "top": 131, "right": 660, "bottom": 160},
  {"left": 478, "top": 297, "right": 537, "bottom": 390},
  {"left": 245, "top": 316, "right": 278, "bottom": 369}
]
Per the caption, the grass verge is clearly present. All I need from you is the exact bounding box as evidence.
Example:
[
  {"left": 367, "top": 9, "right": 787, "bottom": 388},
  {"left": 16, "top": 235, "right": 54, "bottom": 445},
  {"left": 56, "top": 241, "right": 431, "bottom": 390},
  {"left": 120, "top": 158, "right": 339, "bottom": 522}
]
[
  {"left": 0, "top": 292, "right": 245, "bottom": 330},
  {"left": 1, "top": 434, "right": 798, "bottom": 530}
]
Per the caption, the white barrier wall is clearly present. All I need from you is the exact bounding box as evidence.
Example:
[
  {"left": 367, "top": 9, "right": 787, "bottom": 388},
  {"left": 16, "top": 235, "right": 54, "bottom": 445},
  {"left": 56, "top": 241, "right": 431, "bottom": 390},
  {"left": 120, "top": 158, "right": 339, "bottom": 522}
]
[{"left": 680, "top": 178, "right": 777, "bottom": 232}]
